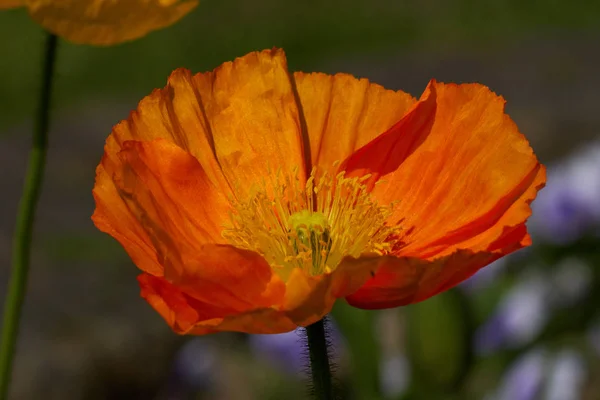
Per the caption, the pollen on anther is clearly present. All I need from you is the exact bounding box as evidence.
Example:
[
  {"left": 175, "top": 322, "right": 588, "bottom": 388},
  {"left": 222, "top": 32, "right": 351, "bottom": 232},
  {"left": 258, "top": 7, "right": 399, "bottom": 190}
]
[{"left": 222, "top": 165, "right": 401, "bottom": 280}]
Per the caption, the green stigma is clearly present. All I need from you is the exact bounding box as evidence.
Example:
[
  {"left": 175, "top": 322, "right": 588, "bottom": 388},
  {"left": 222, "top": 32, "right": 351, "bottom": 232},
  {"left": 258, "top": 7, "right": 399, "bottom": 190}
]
[
  {"left": 288, "top": 211, "right": 332, "bottom": 273},
  {"left": 289, "top": 210, "right": 328, "bottom": 232}
]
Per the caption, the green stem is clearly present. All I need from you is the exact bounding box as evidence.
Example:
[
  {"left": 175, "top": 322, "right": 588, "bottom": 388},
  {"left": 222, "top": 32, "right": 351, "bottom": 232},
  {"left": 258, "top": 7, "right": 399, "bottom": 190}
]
[
  {"left": 306, "top": 318, "right": 334, "bottom": 399},
  {"left": 0, "top": 32, "right": 58, "bottom": 399}
]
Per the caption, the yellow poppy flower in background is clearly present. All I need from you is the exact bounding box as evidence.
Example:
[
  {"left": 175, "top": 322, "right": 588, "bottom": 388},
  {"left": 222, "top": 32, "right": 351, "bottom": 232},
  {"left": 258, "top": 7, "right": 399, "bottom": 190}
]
[
  {"left": 92, "top": 48, "right": 545, "bottom": 335},
  {"left": 0, "top": 0, "right": 198, "bottom": 45}
]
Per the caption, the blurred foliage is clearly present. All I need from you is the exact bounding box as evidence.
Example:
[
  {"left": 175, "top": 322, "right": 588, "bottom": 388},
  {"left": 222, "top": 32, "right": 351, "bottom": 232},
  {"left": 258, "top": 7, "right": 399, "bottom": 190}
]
[
  {"left": 40, "top": 233, "right": 123, "bottom": 264},
  {"left": 332, "top": 302, "right": 381, "bottom": 400},
  {"left": 2, "top": 0, "right": 600, "bottom": 130},
  {"left": 405, "top": 290, "right": 473, "bottom": 397}
]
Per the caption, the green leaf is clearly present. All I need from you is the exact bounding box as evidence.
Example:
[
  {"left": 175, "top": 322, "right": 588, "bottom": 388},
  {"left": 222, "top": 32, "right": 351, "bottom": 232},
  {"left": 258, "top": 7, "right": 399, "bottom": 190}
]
[
  {"left": 405, "top": 289, "right": 473, "bottom": 393},
  {"left": 332, "top": 302, "right": 381, "bottom": 400}
]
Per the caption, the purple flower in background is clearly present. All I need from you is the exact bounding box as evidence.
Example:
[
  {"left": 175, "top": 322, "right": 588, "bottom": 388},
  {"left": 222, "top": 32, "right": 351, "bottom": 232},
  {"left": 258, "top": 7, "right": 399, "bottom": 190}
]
[
  {"left": 530, "top": 141, "right": 600, "bottom": 244},
  {"left": 587, "top": 318, "right": 600, "bottom": 356},
  {"left": 161, "top": 338, "right": 218, "bottom": 398},
  {"left": 460, "top": 258, "right": 508, "bottom": 293},
  {"left": 476, "top": 257, "right": 592, "bottom": 355},
  {"left": 249, "top": 329, "right": 306, "bottom": 375},
  {"left": 493, "top": 348, "right": 546, "bottom": 400},
  {"left": 492, "top": 348, "right": 587, "bottom": 400},
  {"left": 545, "top": 350, "right": 586, "bottom": 400},
  {"left": 461, "top": 248, "right": 534, "bottom": 294},
  {"left": 549, "top": 257, "right": 592, "bottom": 308},
  {"left": 379, "top": 355, "right": 410, "bottom": 398},
  {"left": 476, "top": 272, "right": 549, "bottom": 354},
  {"left": 475, "top": 313, "right": 512, "bottom": 355},
  {"left": 249, "top": 319, "right": 345, "bottom": 376}
]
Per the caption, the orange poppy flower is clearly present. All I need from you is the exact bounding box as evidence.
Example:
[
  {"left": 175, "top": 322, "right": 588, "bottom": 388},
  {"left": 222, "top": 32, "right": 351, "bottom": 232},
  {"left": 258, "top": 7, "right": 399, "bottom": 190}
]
[
  {"left": 0, "top": 0, "right": 198, "bottom": 45},
  {"left": 92, "top": 48, "right": 545, "bottom": 335}
]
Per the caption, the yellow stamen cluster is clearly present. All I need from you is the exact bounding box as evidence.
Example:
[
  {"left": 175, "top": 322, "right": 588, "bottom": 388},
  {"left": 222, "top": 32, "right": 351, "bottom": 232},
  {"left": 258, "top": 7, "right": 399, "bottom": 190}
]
[{"left": 222, "top": 166, "right": 400, "bottom": 280}]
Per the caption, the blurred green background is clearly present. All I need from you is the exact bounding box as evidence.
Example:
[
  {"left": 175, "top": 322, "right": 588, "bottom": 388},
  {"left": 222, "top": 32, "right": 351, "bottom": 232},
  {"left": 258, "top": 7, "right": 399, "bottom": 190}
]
[{"left": 1, "top": 1, "right": 600, "bottom": 399}]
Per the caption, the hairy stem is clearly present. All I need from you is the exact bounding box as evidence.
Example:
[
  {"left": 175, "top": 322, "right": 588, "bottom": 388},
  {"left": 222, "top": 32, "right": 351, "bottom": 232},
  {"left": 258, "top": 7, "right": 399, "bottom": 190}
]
[{"left": 306, "top": 318, "right": 334, "bottom": 399}]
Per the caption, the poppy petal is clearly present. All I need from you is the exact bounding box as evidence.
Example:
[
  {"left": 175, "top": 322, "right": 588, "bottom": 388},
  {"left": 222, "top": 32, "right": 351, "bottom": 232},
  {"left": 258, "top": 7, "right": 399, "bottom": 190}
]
[
  {"left": 345, "top": 250, "right": 499, "bottom": 310},
  {"left": 293, "top": 72, "right": 415, "bottom": 171},
  {"left": 283, "top": 268, "right": 335, "bottom": 326},
  {"left": 343, "top": 80, "right": 544, "bottom": 259},
  {"left": 187, "top": 308, "right": 298, "bottom": 335},
  {"left": 281, "top": 257, "right": 376, "bottom": 326},
  {"left": 138, "top": 243, "right": 295, "bottom": 335},
  {"left": 26, "top": 0, "right": 198, "bottom": 45},
  {"left": 169, "top": 244, "right": 286, "bottom": 314},
  {"left": 139, "top": 273, "right": 226, "bottom": 334},
  {"left": 92, "top": 163, "right": 163, "bottom": 275},
  {"left": 93, "top": 67, "right": 232, "bottom": 276},
  {"left": 192, "top": 48, "right": 307, "bottom": 199},
  {"left": 99, "top": 139, "right": 231, "bottom": 278},
  {"left": 139, "top": 273, "right": 294, "bottom": 334},
  {"left": 139, "top": 248, "right": 372, "bottom": 334},
  {"left": 447, "top": 164, "right": 546, "bottom": 256},
  {"left": 105, "top": 68, "right": 232, "bottom": 196}
]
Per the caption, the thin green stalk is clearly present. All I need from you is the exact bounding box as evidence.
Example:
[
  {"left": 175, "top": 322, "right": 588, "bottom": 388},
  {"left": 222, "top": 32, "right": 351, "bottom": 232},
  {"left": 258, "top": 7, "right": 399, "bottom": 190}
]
[
  {"left": 0, "top": 32, "right": 58, "bottom": 399},
  {"left": 306, "top": 318, "right": 334, "bottom": 399}
]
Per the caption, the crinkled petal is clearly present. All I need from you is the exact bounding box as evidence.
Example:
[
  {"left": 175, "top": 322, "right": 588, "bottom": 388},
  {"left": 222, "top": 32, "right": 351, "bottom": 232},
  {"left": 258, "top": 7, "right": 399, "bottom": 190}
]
[
  {"left": 187, "top": 309, "right": 298, "bottom": 335},
  {"left": 138, "top": 244, "right": 289, "bottom": 335},
  {"left": 108, "top": 50, "right": 306, "bottom": 200},
  {"left": 112, "top": 139, "right": 231, "bottom": 277},
  {"left": 92, "top": 163, "right": 163, "bottom": 275},
  {"left": 92, "top": 139, "right": 231, "bottom": 277},
  {"left": 282, "top": 268, "right": 334, "bottom": 326},
  {"left": 169, "top": 244, "right": 286, "bottom": 313},
  {"left": 293, "top": 72, "right": 415, "bottom": 171},
  {"left": 93, "top": 67, "right": 234, "bottom": 276},
  {"left": 343, "top": 80, "right": 545, "bottom": 259},
  {"left": 139, "top": 273, "right": 294, "bottom": 335},
  {"left": 452, "top": 165, "right": 546, "bottom": 255},
  {"left": 139, "top": 250, "right": 369, "bottom": 335},
  {"left": 345, "top": 179, "right": 542, "bottom": 310},
  {"left": 192, "top": 48, "right": 307, "bottom": 199},
  {"left": 139, "top": 273, "right": 228, "bottom": 334},
  {"left": 106, "top": 68, "right": 231, "bottom": 196},
  {"left": 25, "top": 0, "right": 198, "bottom": 45},
  {"left": 345, "top": 250, "right": 500, "bottom": 309},
  {"left": 282, "top": 258, "right": 376, "bottom": 326}
]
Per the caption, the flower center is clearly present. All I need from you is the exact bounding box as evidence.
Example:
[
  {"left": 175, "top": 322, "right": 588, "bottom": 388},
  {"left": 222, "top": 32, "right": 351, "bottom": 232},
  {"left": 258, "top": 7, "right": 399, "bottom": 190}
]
[{"left": 222, "top": 166, "right": 400, "bottom": 280}]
